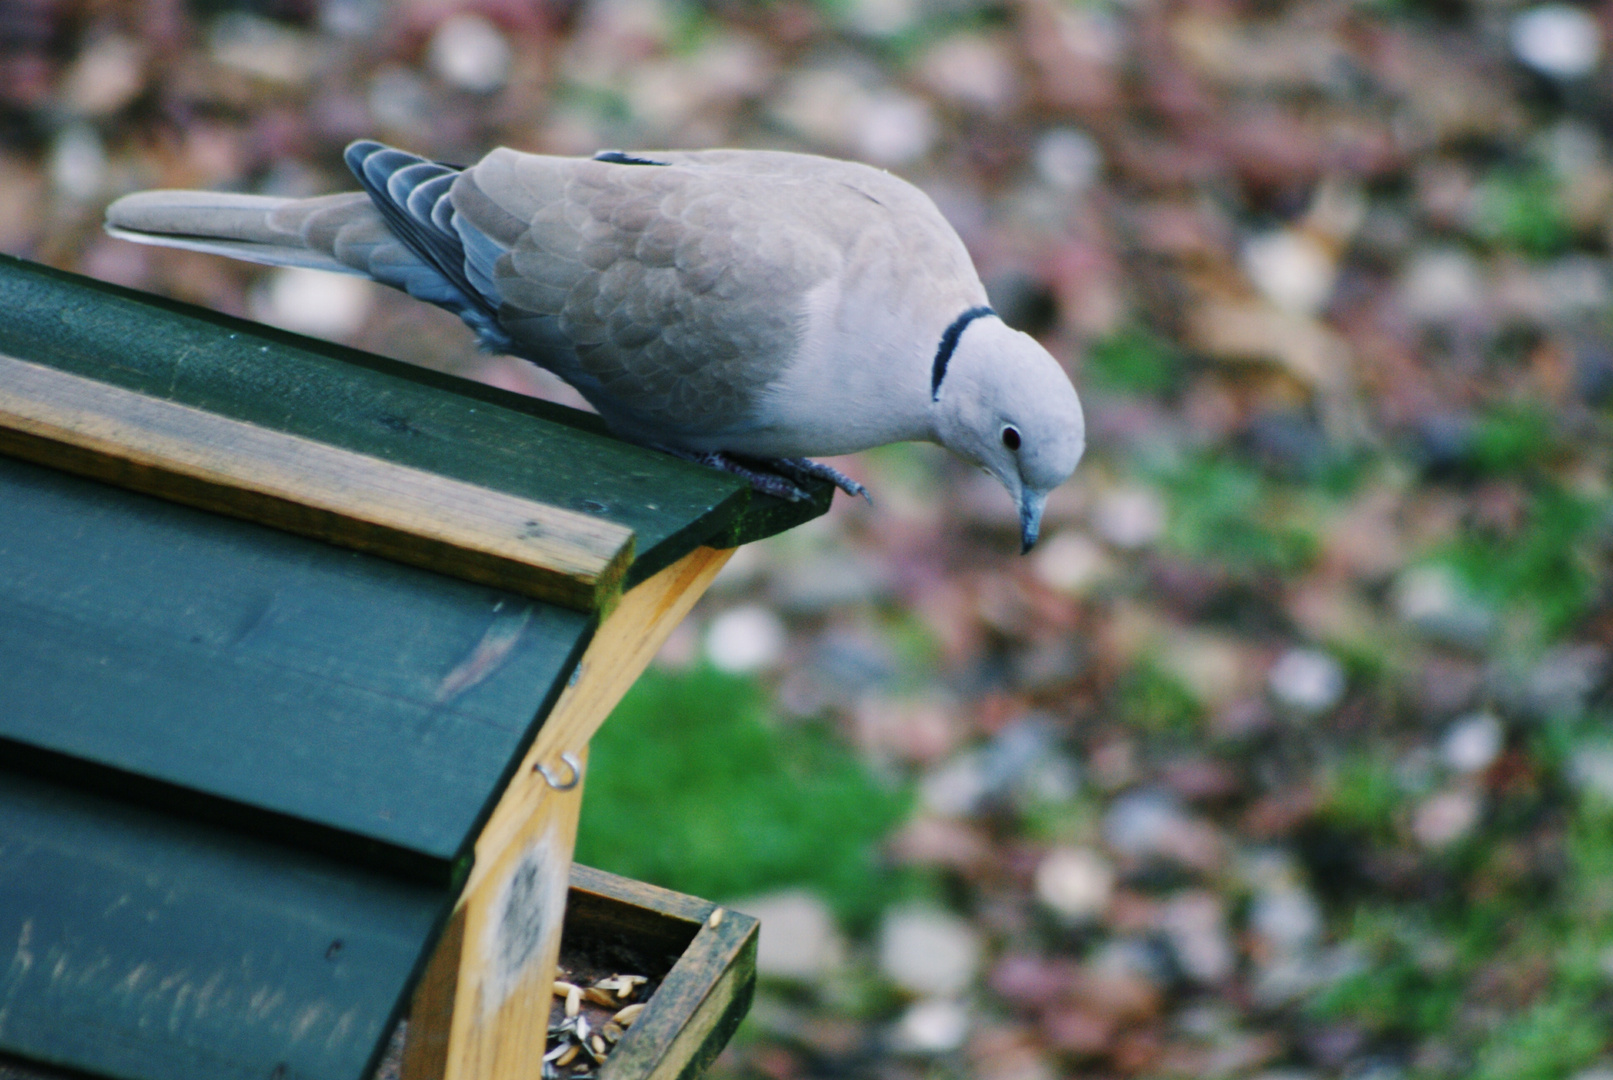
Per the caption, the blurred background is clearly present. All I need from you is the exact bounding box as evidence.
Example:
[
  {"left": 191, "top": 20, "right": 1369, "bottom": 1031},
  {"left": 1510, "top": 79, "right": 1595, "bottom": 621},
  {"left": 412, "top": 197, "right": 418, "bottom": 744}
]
[{"left": 5, "top": 0, "right": 1613, "bottom": 1075}]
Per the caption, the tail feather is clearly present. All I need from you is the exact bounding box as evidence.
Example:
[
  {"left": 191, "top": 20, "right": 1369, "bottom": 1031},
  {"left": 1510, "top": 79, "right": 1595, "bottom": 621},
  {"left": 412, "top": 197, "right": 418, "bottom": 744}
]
[
  {"left": 104, "top": 189, "right": 372, "bottom": 276},
  {"left": 103, "top": 140, "right": 509, "bottom": 350},
  {"left": 106, "top": 190, "right": 292, "bottom": 244}
]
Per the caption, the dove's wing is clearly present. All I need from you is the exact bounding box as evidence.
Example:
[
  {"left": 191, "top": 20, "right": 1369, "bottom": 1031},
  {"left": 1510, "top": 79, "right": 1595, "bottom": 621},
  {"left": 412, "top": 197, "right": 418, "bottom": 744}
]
[{"left": 447, "top": 149, "right": 866, "bottom": 445}]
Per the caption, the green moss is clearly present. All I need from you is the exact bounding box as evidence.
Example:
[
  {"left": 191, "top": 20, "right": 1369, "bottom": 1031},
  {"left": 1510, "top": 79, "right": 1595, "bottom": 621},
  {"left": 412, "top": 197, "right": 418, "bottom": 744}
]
[
  {"left": 575, "top": 666, "right": 910, "bottom": 926},
  {"left": 1469, "top": 403, "right": 1560, "bottom": 476},
  {"left": 1471, "top": 991, "right": 1606, "bottom": 1080},
  {"left": 1087, "top": 327, "right": 1182, "bottom": 396},
  {"left": 1156, "top": 455, "right": 1321, "bottom": 575},
  {"left": 1311, "top": 904, "right": 1514, "bottom": 1044},
  {"left": 1310, "top": 909, "right": 1460, "bottom": 1037},
  {"left": 1473, "top": 168, "right": 1571, "bottom": 256},
  {"left": 1115, "top": 658, "right": 1203, "bottom": 736},
  {"left": 1445, "top": 484, "right": 1606, "bottom": 637},
  {"left": 1324, "top": 750, "right": 1403, "bottom": 839}
]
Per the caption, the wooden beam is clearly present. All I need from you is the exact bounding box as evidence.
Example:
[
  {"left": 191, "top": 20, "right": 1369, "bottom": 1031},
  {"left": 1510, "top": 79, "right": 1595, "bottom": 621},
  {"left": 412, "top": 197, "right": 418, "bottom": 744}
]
[
  {"left": 0, "top": 354, "right": 634, "bottom": 612},
  {"left": 402, "top": 545, "right": 733, "bottom": 1080}
]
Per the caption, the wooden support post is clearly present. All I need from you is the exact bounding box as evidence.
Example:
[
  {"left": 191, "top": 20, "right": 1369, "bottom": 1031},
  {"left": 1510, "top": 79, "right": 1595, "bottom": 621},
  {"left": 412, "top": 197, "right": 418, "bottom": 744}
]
[{"left": 402, "top": 545, "right": 733, "bottom": 1080}]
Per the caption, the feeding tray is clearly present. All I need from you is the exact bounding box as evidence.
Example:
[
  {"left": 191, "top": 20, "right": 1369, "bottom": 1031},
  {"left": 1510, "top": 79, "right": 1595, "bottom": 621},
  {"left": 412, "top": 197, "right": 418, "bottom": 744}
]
[{"left": 0, "top": 254, "right": 821, "bottom": 1080}]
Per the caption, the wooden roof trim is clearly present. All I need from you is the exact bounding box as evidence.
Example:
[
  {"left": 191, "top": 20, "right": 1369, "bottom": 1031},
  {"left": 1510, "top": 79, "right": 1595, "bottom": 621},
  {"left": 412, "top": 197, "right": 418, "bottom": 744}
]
[{"left": 0, "top": 353, "right": 634, "bottom": 612}]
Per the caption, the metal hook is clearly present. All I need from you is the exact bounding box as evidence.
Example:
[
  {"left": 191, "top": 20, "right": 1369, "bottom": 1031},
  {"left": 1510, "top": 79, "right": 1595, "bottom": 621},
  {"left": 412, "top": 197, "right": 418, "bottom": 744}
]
[{"left": 534, "top": 751, "right": 582, "bottom": 791}]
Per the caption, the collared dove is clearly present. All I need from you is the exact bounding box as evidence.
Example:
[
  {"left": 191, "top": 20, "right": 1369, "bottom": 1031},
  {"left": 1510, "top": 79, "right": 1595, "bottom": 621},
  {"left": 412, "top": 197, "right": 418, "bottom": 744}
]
[{"left": 106, "top": 141, "right": 1085, "bottom": 550}]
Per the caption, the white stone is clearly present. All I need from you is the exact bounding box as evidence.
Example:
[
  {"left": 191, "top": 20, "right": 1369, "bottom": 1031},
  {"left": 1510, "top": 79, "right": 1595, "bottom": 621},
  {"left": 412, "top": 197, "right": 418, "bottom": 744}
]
[
  {"left": 769, "top": 66, "right": 865, "bottom": 150},
  {"left": 1391, "top": 565, "right": 1494, "bottom": 647},
  {"left": 1511, "top": 5, "right": 1603, "bottom": 78},
  {"left": 1399, "top": 249, "right": 1484, "bottom": 323},
  {"left": 1160, "top": 631, "right": 1246, "bottom": 711},
  {"left": 209, "top": 13, "right": 315, "bottom": 84},
  {"left": 920, "top": 752, "right": 987, "bottom": 818},
  {"left": 48, "top": 124, "right": 107, "bottom": 202},
  {"left": 1572, "top": 1069, "right": 1613, "bottom": 1080},
  {"left": 1035, "top": 128, "right": 1103, "bottom": 194},
  {"left": 319, "top": 0, "right": 382, "bottom": 37},
  {"left": 1540, "top": 256, "right": 1611, "bottom": 316},
  {"left": 889, "top": 997, "right": 970, "bottom": 1054},
  {"left": 704, "top": 604, "right": 786, "bottom": 673},
  {"left": 855, "top": 89, "right": 937, "bottom": 167},
  {"left": 1103, "top": 789, "right": 1193, "bottom": 859},
  {"left": 251, "top": 266, "right": 376, "bottom": 339},
  {"left": 1267, "top": 648, "right": 1345, "bottom": 715},
  {"left": 917, "top": 33, "right": 1021, "bottom": 115},
  {"left": 1540, "top": 121, "right": 1603, "bottom": 175},
  {"left": 1033, "top": 530, "right": 1109, "bottom": 594},
  {"left": 730, "top": 889, "right": 844, "bottom": 982},
  {"left": 1034, "top": 846, "right": 1114, "bottom": 921},
  {"left": 878, "top": 906, "right": 981, "bottom": 997},
  {"left": 429, "top": 14, "right": 512, "bottom": 93},
  {"left": 1020, "top": 754, "right": 1081, "bottom": 806},
  {"left": 1161, "top": 891, "right": 1235, "bottom": 983},
  {"left": 369, "top": 65, "right": 434, "bottom": 135},
  {"left": 62, "top": 34, "right": 145, "bottom": 117},
  {"left": 1442, "top": 712, "right": 1504, "bottom": 774},
  {"left": 841, "top": 0, "right": 917, "bottom": 38},
  {"left": 1571, "top": 744, "right": 1613, "bottom": 801},
  {"left": 1248, "top": 885, "right": 1322, "bottom": 955},
  {"left": 1525, "top": 644, "right": 1607, "bottom": 719},
  {"left": 1413, "top": 788, "right": 1482, "bottom": 849},
  {"left": 1242, "top": 229, "right": 1337, "bottom": 316},
  {"left": 1092, "top": 486, "right": 1165, "bottom": 549}
]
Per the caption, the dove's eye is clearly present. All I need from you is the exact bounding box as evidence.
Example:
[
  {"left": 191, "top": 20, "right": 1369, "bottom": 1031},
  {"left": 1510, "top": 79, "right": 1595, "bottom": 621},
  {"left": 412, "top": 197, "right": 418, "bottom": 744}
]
[{"left": 1001, "top": 425, "right": 1021, "bottom": 451}]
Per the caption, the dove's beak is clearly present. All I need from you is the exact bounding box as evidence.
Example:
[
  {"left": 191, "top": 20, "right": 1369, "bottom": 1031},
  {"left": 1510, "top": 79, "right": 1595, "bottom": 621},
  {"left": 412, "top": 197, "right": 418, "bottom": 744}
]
[{"left": 1019, "top": 490, "right": 1048, "bottom": 554}]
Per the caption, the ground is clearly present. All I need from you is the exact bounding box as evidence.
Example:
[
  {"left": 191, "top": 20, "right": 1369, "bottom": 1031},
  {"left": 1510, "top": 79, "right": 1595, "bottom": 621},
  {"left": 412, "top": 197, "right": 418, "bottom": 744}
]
[{"left": 5, "top": 0, "right": 1613, "bottom": 1076}]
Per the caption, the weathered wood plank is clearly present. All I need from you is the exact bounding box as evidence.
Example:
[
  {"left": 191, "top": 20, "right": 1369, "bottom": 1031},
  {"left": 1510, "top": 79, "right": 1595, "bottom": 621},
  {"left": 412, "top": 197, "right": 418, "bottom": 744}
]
[
  {"left": 402, "top": 547, "right": 733, "bottom": 1080},
  {"left": 0, "top": 455, "right": 593, "bottom": 881},
  {"left": 0, "top": 769, "right": 447, "bottom": 1080},
  {"left": 0, "top": 354, "right": 634, "bottom": 612},
  {"left": 0, "top": 254, "right": 830, "bottom": 582}
]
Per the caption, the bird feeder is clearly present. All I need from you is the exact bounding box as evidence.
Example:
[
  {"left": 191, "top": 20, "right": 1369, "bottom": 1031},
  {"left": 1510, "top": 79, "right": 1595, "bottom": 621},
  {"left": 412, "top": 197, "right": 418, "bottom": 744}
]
[{"left": 0, "top": 254, "right": 828, "bottom": 1080}]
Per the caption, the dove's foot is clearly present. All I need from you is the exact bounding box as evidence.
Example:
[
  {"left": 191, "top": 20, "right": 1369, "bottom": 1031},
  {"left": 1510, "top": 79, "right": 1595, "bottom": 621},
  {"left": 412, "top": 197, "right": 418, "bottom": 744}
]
[
  {"left": 770, "top": 457, "right": 873, "bottom": 504},
  {"left": 705, "top": 453, "right": 815, "bottom": 502},
  {"left": 655, "top": 446, "right": 871, "bottom": 503},
  {"left": 657, "top": 447, "right": 811, "bottom": 501}
]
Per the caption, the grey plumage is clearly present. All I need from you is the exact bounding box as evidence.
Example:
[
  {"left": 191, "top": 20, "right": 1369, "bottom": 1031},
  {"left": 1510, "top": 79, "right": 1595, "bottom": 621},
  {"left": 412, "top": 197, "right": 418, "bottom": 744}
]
[{"left": 106, "top": 141, "right": 1085, "bottom": 549}]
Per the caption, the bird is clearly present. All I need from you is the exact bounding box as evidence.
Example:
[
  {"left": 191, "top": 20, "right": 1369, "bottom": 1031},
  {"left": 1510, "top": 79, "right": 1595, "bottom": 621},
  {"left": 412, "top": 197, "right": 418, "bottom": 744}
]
[{"left": 105, "top": 141, "right": 1085, "bottom": 552}]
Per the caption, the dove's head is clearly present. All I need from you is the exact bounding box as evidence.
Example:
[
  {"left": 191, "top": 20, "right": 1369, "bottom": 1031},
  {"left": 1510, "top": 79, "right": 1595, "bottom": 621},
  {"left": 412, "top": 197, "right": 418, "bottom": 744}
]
[{"left": 932, "top": 314, "right": 1085, "bottom": 553}]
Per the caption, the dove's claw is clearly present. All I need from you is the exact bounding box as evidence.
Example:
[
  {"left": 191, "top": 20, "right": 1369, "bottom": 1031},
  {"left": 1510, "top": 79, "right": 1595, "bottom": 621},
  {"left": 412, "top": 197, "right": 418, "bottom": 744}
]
[
  {"left": 644, "top": 445, "right": 872, "bottom": 503},
  {"left": 772, "top": 458, "right": 873, "bottom": 504},
  {"left": 667, "top": 449, "right": 811, "bottom": 501}
]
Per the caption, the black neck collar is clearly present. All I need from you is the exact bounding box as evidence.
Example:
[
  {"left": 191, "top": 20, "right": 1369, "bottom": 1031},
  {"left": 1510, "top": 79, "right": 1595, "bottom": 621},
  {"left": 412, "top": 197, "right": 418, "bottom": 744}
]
[{"left": 931, "top": 306, "right": 996, "bottom": 401}]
